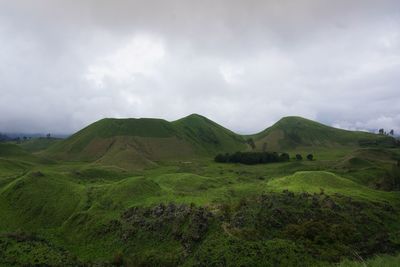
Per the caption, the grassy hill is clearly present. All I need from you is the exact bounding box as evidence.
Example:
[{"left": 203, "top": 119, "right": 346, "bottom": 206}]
[
  {"left": 173, "top": 114, "right": 247, "bottom": 154},
  {"left": 2, "top": 114, "right": 400, "bottom": 265},
  {"left": 45, "top": 114, "right": 397, "bottom": 169},
  {"left": 250, "top": 116, "right": 396, "bottom": 151},
  {"left": 267, "top": 171, "right": 399, "bottom": 203},
  {"left": 0, "top": 143, "right": 51, "bottom": 165},
  {"left": 18, "top": 138, "right": 62, "bottom": 153},
  {"left": 45, "top": 114, "right": 248, "bottom": 168}
]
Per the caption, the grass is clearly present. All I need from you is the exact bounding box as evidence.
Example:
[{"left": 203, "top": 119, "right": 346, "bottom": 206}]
[
  {"left": 0, "top": 148, "right": 399, "bottom": 265},
  {"left": 267, "top": 171, "right": 400, "bottom": 203},
  {"left": 44, "top": 114, "right": 248, "bottom": 165},
  {"left": 0, "top": 171, "right": 84, "bottom": 230},
  {"left": 0, "top": 115, "right": 399, "bottom": 265},
  {"left": 334, "top": 254, "right": 400, "bottom": 267},
  {"left": 18, "top": 137, "right": 61, "bottom": 153},
  {"left": 251, "top": 116, "right": 396, "bottom": 150}
]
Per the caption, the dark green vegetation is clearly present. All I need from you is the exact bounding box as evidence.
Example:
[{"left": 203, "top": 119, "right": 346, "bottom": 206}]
[
  {"left": 0, "top": 115, "right": 400, "bottom": 266},
  {"left": 214, "top": 151, "right": 290, "bottom": 164}
]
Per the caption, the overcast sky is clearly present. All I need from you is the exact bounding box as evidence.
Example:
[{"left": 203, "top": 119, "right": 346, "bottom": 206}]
[{"left": 0, "top": 0, "right": 399, "bottom": 135}]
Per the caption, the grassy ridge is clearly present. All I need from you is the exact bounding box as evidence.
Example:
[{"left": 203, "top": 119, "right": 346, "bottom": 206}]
[
  {"left": 44, "top": 114, "right": 248, "bottom": 167},
  {"left": 251, "top": 116, "right": 396, "bottom": 150},
  {"left": 173, "top": 114, "right": 247, "bottom": 154},
  {"left": 0, "top": 115, "right": 399, "bottom": 265},
  {"left": 268, "top": 171, "right": 399, "bottom": 203},
  {"left": 43, "top": 114, "right": 396, "bottom": 167},
  {"left": 18, "top": 138, "right": 61, "bottom": 153}
]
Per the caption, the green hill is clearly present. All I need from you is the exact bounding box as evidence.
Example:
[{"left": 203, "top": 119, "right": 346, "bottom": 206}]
[
  {"left": 18, "top": 138, "right": 62, "bottom": 153},
  {"left": 43, "top": 114, "right": 397, "bottom": 168},
  {"left": 0, "top": 121, "right": 399, "bottom": 266},
  {"left": 0, "top": 171, "right": 84, "bottom": 230},
  {"left": 45, "top": 114, "right": 247, "bottom": 168},
  {"left": 251, "top": 116, "right": 395, "bottom": 151},
  {"left": 267, "top": 171, "right": 399, "bottom": 202},
  {"left": 0, "top": 143, "right": 31, "bottom": 158},
  {"left": 173, "top": 114, "right": 247, "bottom": 154},
  {"left": 0, "top": 143, "right": 49, "bottom": 164}
]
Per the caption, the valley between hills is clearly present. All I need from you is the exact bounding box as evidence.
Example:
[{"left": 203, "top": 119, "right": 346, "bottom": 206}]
[{"left": 1, "top": 114, "right": 400, "bottom": 266}]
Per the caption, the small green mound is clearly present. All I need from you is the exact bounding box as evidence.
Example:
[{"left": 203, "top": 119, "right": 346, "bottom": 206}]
[
  {"left": 267, "top": 171, "right": 398, "bottom": 202},
  {"left": 72, "top": 166, "right": 130, "bottom": 181},
  {"left": 18, "top": 138, "right": 61, "bottom": 153},
  {"left": 347, "top": 157, "right": 372, "bottom": 167},
  {"left": 0, "top": 172, "right": 84, "bottom": 230},
  {"left": 152, "top": 173, "right": 220, "bottom": 193},
  {"left": 0, "top": 159, "right": 27, "bottom": 179},
  {"left": 0, "top": 143, "right": 53, "bottom": 164},
  {"left": 0, "top": 143, "right": 30, "bottom": 158},
  {"left": 103, "top": 177, "right": 162, "bottom": 206}
]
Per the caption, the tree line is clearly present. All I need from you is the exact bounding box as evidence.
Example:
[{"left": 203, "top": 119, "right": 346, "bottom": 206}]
[
  {"left": 379, "top": 128, "right": 395, "bottom": 136},
  {"left": 214, "top": 151, "right": 313, "bottom": 165}
]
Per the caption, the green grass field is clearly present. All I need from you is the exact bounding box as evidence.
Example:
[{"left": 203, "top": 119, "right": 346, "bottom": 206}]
[{"left": 0, "top": 116, "right": 399, "bottom": 266}]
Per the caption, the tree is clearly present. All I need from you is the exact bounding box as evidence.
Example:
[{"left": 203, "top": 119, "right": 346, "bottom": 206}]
[
  {"left": 390, "top": 129, "right": 394, "bottom": 136},
  {"left": 307, "top": 154, "right": 314, "bottom": 161},
  {"left": 379, "top": 128, "right": 384, "bottom": 135},
  {"left": 262, "top": 142, "right": 267, "bottom": 152},
  {"left": 279, "top": 153, "right": 290, "bottom": 162},
  {"left": 246, "top": 138, "right": 256, "bottom": 150},
  {"left": 214, "top": 151, "right": 291, "bottom": 165},
  {"left": 295, "top": 154, "right": 303, "bottom": 160},
  {"left": 214, "top": 153, "right": 228, "bottom": 163},
  {"left": 46, "top": 133, "right": 51, "bottom": 139}
]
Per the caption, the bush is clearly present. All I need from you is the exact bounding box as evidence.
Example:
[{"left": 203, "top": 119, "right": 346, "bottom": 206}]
[
  {"left": 214, "top": 151, "right": 290, "bottom": 165},
  {"left": 307, "top": 154, "right": 314, "bottom": 161},
  {"left": 295, "top": 154, "right": 303, "bottom": 160},
  {"left": 112, "top": 251, "right": 124, "bottom": 266}
]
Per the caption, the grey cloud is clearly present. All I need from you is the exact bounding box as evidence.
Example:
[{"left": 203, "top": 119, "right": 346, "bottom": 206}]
[{"left": 0, "top": 0, "right": 399, "bottom": 134}]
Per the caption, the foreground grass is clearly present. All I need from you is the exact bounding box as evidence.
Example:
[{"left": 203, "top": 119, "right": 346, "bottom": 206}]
[
  {"left": 267, "top": 171, "right": 400, "bottom": 203},
  {"left": 334, "top": 254, "right": 400, "bottom": 267},
  {"left": 0, "top": 144, "right": 399, "bottom": 265}
]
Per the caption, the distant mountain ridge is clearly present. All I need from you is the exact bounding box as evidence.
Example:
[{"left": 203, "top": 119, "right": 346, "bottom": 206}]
[{"left": 43, "top": 114, "right": 397, "bottom": 168}]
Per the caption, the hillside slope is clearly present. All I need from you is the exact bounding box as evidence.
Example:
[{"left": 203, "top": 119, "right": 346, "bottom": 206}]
[
  {"left": 18, "top": 138, "right": 62, "bottom": 153},
  {"left": 44, "top": 114, "right": 396, "bottom": 168},
  {"left": 251, "top": 116, "right": 396, "bottom": 151},
  {"left": 173, "top": 114, "right": 247, "bottom": 154},
  {"left": 45, "top": 114, "right": 247, "bottom": 167}
]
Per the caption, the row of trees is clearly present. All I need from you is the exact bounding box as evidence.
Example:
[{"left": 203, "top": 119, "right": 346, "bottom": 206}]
[
  {"left": 214, "top": 152, "right": 314, "bottom": 165},
  {"left": 379, "top": 128, "right": 395, "bottom": 136},
  {"left": 0, "top": 133, "right": 52, "bottom": 143},
  {"left": 295, "top": 153, "right": 314, "bottom": 161}
]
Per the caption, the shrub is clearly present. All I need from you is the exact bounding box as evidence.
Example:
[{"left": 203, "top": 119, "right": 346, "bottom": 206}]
[{"left": 214, "top": 151, "right": 290, "bottom": 165}]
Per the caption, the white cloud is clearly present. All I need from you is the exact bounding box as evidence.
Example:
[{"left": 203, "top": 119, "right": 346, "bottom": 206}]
[
  {"left": 219, "top": 64, "right": 244, "bottom": 84},
  {"left": 85, "top": 35, "right": 165, "bottom": 88}
]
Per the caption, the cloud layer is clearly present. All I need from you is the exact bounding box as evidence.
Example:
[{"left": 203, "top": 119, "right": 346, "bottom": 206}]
[{"left": 0, "top": 0, "right": 399, "bottom": 134}]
